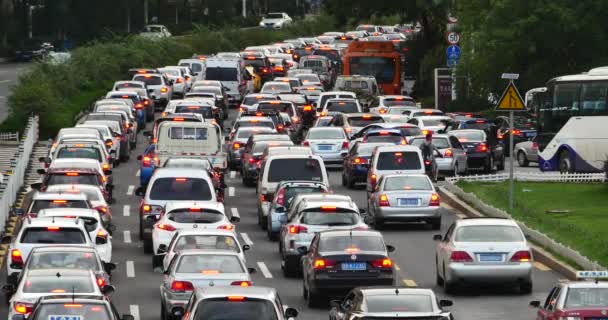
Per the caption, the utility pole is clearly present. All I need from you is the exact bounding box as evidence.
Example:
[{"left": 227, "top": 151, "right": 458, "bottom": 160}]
[
  {"left": 242, "top": 0, "right": 246, "bottom": 17},
  {"left": 144, "top": 0, "right": 149, "bottom": 24}
]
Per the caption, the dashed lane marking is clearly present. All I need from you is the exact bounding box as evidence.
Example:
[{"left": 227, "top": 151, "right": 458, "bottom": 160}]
[
  {"left": 126, "top": 185, "right": 135, "bottom": 196},
  {"left": 257, "top": 261, "right": 273, "bottom": 278},
  {"left": 126, "top": 261, "right": 135, "bottom": 278},
  {"left": 123, "top": 205, "right": 130, "bottom": 217},
  {"left": 240, "top": 232, "right": 253, "bottom": 246},
  {"left": 403, "top": 279, "right": 417, "bottom": 287},
  {"left": 136, "top": 170, "right": 140, "bottom": 177},
  {"left": 534, "top": 261, "right": 551, "bottom": 271},
  {"left": 124, "top": 230, "right": 132, "bottom": 244},
  {"left": 129, "top": 305, "right": 140, "bottom": 320},
  {"left": 394, "top": 264, "right": 401, "bottom": 271},
  {"left": 0, "top": 80, "right": 11, "bottom": 84},
  {"left": 230, "top": 171, "right": 236, "bottom": 179},
  {"left": 228, "top": 187, "right": 235, "bottom": 197}
]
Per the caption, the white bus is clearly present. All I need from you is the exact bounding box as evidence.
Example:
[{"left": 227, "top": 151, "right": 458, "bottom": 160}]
[
  {"left": 537, "top": 69, "right": 608, "bottom": 172},
  {"left": 525, "top": 87, "right": 546, "bottom": 114}
]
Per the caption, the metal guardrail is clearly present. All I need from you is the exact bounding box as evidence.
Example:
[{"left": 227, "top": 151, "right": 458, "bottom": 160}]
[
  {"left": 0, "top": 115, "right": 38, "bottom": 232},
  {"left": 0, "top": 132, "right": 19, "bottom": 142},
  {"left": 446, "top": 172, "right": 607, "bottom": 184}
]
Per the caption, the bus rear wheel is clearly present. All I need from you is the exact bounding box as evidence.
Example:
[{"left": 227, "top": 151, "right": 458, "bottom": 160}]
[{"left": 559, "top": 150, "right": 575, "bottom": 173}]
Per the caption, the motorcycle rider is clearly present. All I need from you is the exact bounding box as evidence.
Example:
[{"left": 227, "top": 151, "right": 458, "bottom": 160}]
[{"left": 419, "top": 133, "right": 439, "bottom": 180}]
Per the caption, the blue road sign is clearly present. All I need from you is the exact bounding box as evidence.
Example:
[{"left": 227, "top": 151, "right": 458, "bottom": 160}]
[
  {"left": 446, "top": 45, "right": 461, "bottom": 59},
  {"left": 447, "top": 58, "right": 458, "bottom": 68}
]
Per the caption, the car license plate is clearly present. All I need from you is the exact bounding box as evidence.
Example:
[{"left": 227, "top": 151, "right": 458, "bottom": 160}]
[
  {"left": 478, "top": 253, "right": 503, "bottom": 262},
  {"left": 525, "top": 132, "right": 535, "bottom": 137},
  {"left": 318, "top": 145, "right": 332, "bottom": 151},
  {"left": 399, "top": 198, "right": 418, "bottom": 206},
  {"left": 341, "top": 262, "right": 366, "bottom": 271}
]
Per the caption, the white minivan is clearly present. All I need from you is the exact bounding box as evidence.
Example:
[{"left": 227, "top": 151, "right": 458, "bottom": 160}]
[{"left": 203, "top": 57, "right": 251, "bottom": 107}]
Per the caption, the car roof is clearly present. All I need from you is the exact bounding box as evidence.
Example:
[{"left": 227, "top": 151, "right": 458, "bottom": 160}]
[
  {"left": 194, "top": 286, "right": 278, "bottom": 300},
  {"left": 47, "top": 168, "right": 98, "bottom": 174},
  {"left": 375, "top": 145, "right": 421, "bottom": 152},
  {"left": 50, "top": 158, "right": 101, "bottom": 169},
  {"left": 343, "top": 113, "right": 381, "bottom": 118},
  {"left": 164, "top": 201, "right": 222, "bottom": 212},
  {"left": 151, "top": 167, "right": 212, "bottom": 180},
  {"left": 26, "top": 268, "right": 92, "bottom": 277},
  {"left": 277, "top": 181, "right": 328, "bottom": 188},
  {"left": 23, "top": 217, "right": 85, "bottom": 228},
  {"left": 38, "top": 208, "right": 99, "bottom": 219},
  {"left": 357, "top": 287, "right": 434, "bottom": 296},
  {"left": 31, "top": 245, "right": 97, "bottom": 253},
  {"left": 238, "top": 116, "right": 274, "bottom": 123},
  {"left": 456, "top": 217, "right": 518, "bottom": 227},
  {"left": 175, "top": 249, "right": 241, "bottom": 257},
  {"left": 32, "top": 192, "right": 88, "bottom": 200},
  {"left": 174, "top": 229, "right": 237, "bottom": 237},
  {"left": 319, "top": 229, "right": 382, "bottom": 238}
]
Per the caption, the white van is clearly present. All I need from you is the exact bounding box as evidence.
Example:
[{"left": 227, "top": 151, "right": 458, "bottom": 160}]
[
  {"left": 156, "top": 121, "right": 226, "bottom": 170},
  {"left": 256, "top": 154, "right": 329, "bottom": 228},
  {"left": 366, "top": 145, "right": 425, "bottom": 193},
  {"left": 203, "top": 57, "right": 251, "bottom": 106},
  {"left": 178, "top": 59, "right": 206, "bottom": 81}
]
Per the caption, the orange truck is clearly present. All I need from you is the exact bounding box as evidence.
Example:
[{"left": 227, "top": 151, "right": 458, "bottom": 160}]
[{"left": 342, "top": 41, "right": 402, "bottom": 95}]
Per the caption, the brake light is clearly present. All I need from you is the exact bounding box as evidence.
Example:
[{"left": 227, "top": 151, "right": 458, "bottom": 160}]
[
  {"left": 450, "top": 251, "right": 473, "bottom": 262},
  {"left": 52, "top": 200, "right": 67, "bottom": 204},
  {"left": 320, "top": 206, "right": 336, "bottom": 211},
  {"left": 105, "top": 140, "right": 113, "bottom": 147},
  {"left": 248, "top": 157, "right": 257, "bottom": 164},
  {"left": 217, "top": 224, "right": 234, "bottom": 231},
  {"left": 171, "top": 280, "right": 194, "bottom": 292},
  {"left": 96, "top": 276, "right": 106, "bottom": 288},
  {"left": 175, "top": 178, "right": 187, "bottom": 182},
  {"left": 97, "top": 230, "right": 108, "bottom": 239},
  {"left": 277, "top": 124, "right": 284, "bottom": 131},
  {"left": 353, "top": 157, "right": 367, "bottom": 165},
  {"left": 372, "top": 258, "right": 393, "bottom": 268},
  {"left": 302, "top": 141, "right": 310, "bottom": 147},
  {"left": 379, "top": 194, "right": 390, "bottom": 207},
  {"left": 422, "top": 130, "right": 430, "bottom": 135},
  {"left": 231, "top": 281, "right": 252, "bottom": 287},
  {"left": 341, "top": 141, "right": 349, "bottom": 150},
  {"left": 379, "top": 108, "right": 386, "bottom": 114},
  {"left": 156, "top": 223, "right": 176, "bottom": 231},
  {"left": 11, "top": 249, "right": 23, "bottom": 266},
  {"left": 274, "top": 66, "right": 284, "bottom": 71},
  {"left": 275, "top": 188, "right": 286, "bottom": 206},
  {"left": 174, "top": 117, "right": 184, "bottom": 121},
  {"left": 176, "top": 78, "right": 183, "bottom": 83},
  {"left": 95, "top": 206, "right": 108, "bottom": 214},
  {"left": 289, "top": 225, "right": 308, "bottom": 234},
  {"left": 135, "top": 103, "right": 143, "bottom": 109},
  {"left": 512, "top": 129, "right": 522, "bottom": 136},
  {"left": 161, "top": 87, "right": 168, "bottom": 93},
  {"left": 476, "top": 143, "right": 488, "bottom": 152},
  {"left": 47, "top": 226, "right": 60, "bottom": 231},
  {"left": 228, "top": 296, "right": 246, "bottom": 301},
  {"left": 144, "top": 99, "right": 150, "bottom": 105},
  {"left": 233, "top": 142, "right": 241, "bottom": 150},
  {"left": 314, "top": 259, "right": 336, "bottom": 269},
  {"left": 370, "top": 173, "right": 377, "bottom": 188},
  {"left": 143, "top": 205, "right": 151, "bottom": 212},
  {"left": 262, "top": 68, "right": 269, "bottom": 73},
  {"left": 143, "top": 156, "right": 152, "bottom": 167},
  {"left": 345, "top": 127, "right": 352, "bottom": 133},
  {"left": 510, "top": 250, "right": 531, "bottom": 262},
  {"left": 429, "top": 193, "right": 440, "bottom": 206},
  {"left": 14, "top": 302, "right": 33, "bottom": 314},
  {"left": 444, "top": 148, "right": 453, "bottom": 157},
  {"left": 532, "top": 142, "right": 538, "bottom": 150},
  {"left": 303, "top": 105, "right": 313, "bottom": 112},
  {"left": 66, "top": 172, "right": 79, "bottom": 176}
]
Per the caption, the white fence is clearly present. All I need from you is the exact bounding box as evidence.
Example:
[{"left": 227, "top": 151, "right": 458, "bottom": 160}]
[
  {"left": 0, "top": 132, "right": 19, "bottom": 142},
  {"left": 0, "top": 115, "right": 38, "bottom": 232},
  {"left": 446, "top": 172, "right": 607, "bottom": 184}
]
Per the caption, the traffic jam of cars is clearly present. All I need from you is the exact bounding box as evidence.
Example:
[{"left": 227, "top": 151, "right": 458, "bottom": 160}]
[{"left": 2, "top": 22, "right": 606, "bottom": 320}]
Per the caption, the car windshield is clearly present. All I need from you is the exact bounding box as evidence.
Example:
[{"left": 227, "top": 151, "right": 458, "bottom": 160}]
[
  {"left": 205, "top": 67, "right": 237, "bottom": 81},
  {"left": 162, "top": 69, "right": 180, "bottom": 76},
  {"left": 253, "top": 141, "right": 293, "bottom": 154},
  {"left": 47, "top": 174, "right": 99, "bottom": 186},
  {"left": 30, "top": 200, "right": 89, "bottom": 213},
  {"left": 244, "top": 59, "right": 266, "bottom": 68},
  {"left": 320, "top": 235, "right": 385, "bottom": 252},
  {"left": 21, "top": 227, "right": 86, "bottom": 244},
  {"left": 384, "top": 176, "right": 432, "bottom": 191},
  {"left": 302, "top": 60, "right": 326, "bottom": 73},
  {"left": 257, "top": 103, "right": 294, "bottom": 116},
  {"left": 268, "top": 158, "right": 323, "bottom": 182},
  {"left": 177, "top": 254, "right": 243, "bottom": 273},
  {"left": 365, "top": 295, "right": 433, "bottom": 313},
  {"left": 450, "top": 131, "right": 485, "bottom": 142},
  {"left": 28, "top": 251, "right": 98, "bottom": 270},
  {"left": 365, "top": 135, "right": 402, "bottom": 144},
  {"left": 283, "top": 187, "right": 324, "bottom": 208},
  {"left": 455, "top": 225, "right": 524, "bottom": 242},
  {"left": 409, "top": 137, "right": 450, "bottom": 149},
  {"left": 377, "top": 152, "right": 421, "bottom": 170},
  {"left": 307, "top": 129, "right": 345, "bottom": 139},
  {"left": 266, "top": 13, "right": 283, "bottom": 19},
  {"left": 301, "top": 210, "right": 357, "bottom": 226},
  {"left": 175, "top": 235, "right": 239, "bottom": 252},
  {"left": 349, "top": 57, "right": 395, "bottom": 84},
  {"left": 133, "top": 75, "right": 162, "bottom": 86},
  {"left": 116, "top": 83, "right": 143, "bottom": 89},
  {"left": 56, "top": 147, "right": 102, "bottom": 162},
  {"left": 167, "top": 209, "right": 223, "bottom": 224},
  {"left": 278, "top": 95, "right": 307, "bottom": 104},
  {"left": 193, "top": 299, "right": 278, "bottom": 320},
  {"left": 236, "top": 120, "right": 274, "bottom": 130},
  {"left": 326, "top": 101, "right": 359, "bottom": 113},
  {"left": 236, "top": 128, "right": 272, "bottom": 139},
  {"left": 348, "top": 116, "right": 383, "bottom": 127},
  {"left": 243, "top": 96, "right": 274, "bottom": 105},
  {"left": 35, "top": 304, "right": 111, "bottom": 320},
  {"left": 388, "top": 107, "right": 414, "bottom": 114},
  {"left": 174, "top": 105, "right": 213, "bottom": 118},
  {"left": 298, "top": 74, "right": 320, "bottom": 83},
  {"left": 564, "top": 288, "right": 608, "bottom": 308},
  {"left": 149, "top": 178, "right": 212, "bottom": 201},
  {"left": 23, "top": 275, "right": 94, "bottom": 293},
  {"left": 420, "top": 119, "right": 445, "bottom": 126},
  {"left": 461, "top": 121, "right": 491, "bottom": 130}
]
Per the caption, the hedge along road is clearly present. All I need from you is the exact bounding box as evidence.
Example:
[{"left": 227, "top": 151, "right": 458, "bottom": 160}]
[{"left": 0, "top": 62, "right": 30, "bottom": 123}]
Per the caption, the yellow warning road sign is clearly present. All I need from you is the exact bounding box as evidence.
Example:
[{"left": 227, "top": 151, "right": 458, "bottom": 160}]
[{"left": 495, "top": 82, "right": 526, "bottom": 111}]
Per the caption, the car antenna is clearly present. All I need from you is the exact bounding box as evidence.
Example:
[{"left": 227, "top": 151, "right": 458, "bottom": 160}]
[
  {"left": 395, "top": 287, "right": 399, "bottom": 295},
  {"left": 72, "top": 285, "right": 75, "bottom": 304}
]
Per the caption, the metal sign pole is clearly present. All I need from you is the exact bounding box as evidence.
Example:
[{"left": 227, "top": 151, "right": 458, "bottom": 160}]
[{"left": 509, "top": 107, "right": 515, "bottom": 214}]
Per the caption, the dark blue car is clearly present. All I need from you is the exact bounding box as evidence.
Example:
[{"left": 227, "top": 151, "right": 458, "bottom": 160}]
[
  {"left": 342, "top": 142, "right": 392, "bottom": 189},
  {"left": 137, "top": 144, "right": 158, "bottom": 186}
]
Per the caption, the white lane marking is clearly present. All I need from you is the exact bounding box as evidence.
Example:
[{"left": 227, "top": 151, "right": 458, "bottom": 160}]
[
  {"left": 240, "top": 232, "right": 253, "bottom": 246},
  {"left": 230, "top": 207, "right": 240, "bottom": 220},
  {"left": 257, "top": 261, "right": 272, "bottom": 278},
  {"left": 126, "top": 185, "right": 135, "bottom": 196},
  {"left": 0, "top": 80, "right": 11, "bottom": 84},
  {"left": 124, "top": 230, "right": 132, "bottom": 244},
  {"left": 136, "top": 170, "right": 140, "bottom": 177},
  {"left": 228, "top": 187, "right": 235, "bottom": 197},
  {"left": 126, "top": 261, "right": 135, "bottom": 278},
  {"left": 129, "top": 305, "right": 140, "bottom": 320},
  {"left": 230, "top": 171, "right": 236, "bottom": 179},
  {"left": 123, "top": 205, "right": 130, "bottom": 217}
]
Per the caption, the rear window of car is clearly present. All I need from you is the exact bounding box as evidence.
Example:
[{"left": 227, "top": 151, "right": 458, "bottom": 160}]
[
  {"left": 116, "top": 83, "right": 144, "bottom": 89},
  {"left": 21, "top": 227, "right": 86, "bottom": 244},
  {"left": 302, "top": 60, "right": 326, "bottom": 73},
  {"left": 22, "top": 276, "right": 95, "bottom": 293},
  {"left": 420, "top": 119, "right": 445, "bottom": 126},
  {"left": 455, "top": 225, "right": 524, "bottom": 242},
  {"left": 450, "top": 131, "right": 485, "bottom": 142},
  {"left": 376, "top": 151, "right": 421, "bottom": 170},
  {"left": 177, "top": 254, "right": 243, "bottom": 273},
  {"left": 168, "top": 127, "right": 208, "bottom": 140},
  {"left": 236, "top": 128, "right": 272, "bottom": 139},
  {"left": 47, "top": 174, "right": 100, "bottom": 186},
  {"left": 399, "top": 127, "right": 423, "bottom": 136},
  {"left": 56, "top": 147, "right": 102, "bottom": 162},
  {"left": 244, "top": 59, "right": 267, "bottom": 68},
  {"left": 193, "top": 299, "right": 278, "bottom": 320},
  {"left": 344, "top": 80, "right": 368, "bottom": 89},
  {"left": 411, "top": 110, "right": 443, "bottom": 117},
  {"left": 174, "top": 105, "right": 213, "bottom": 119},
  {"left": 365, "top": 295, "right": 433, "bottom": 313},
  {"left": 267, "top": 158, "right": 323, "bottom": 182},
  {"left": 253, "top": 141, "right": 293, "bottom": 154},
  {"left": 307, "top": 129, "right": 345, "bottom": 139},
  {"left": 175, "top": 235, "right": 239, "bottom": 252},
  {"left": 278, "top": 95, "right": 307, "bottom": 104},
  {"left": 257, "top": 103, "right": 295, "bottom": 116},
  {"left": 365, "top": 135, "right": 402, "bottom": 144},
  {"left": 35, "top": 303, "right": 111, "bottom": 320},
  {"left": 384, "top": 176, "right": 432, "bottom": 191},
  {"left": 300, "top": 209, "right": 357, "bottom": 226},
  {"left": 133, "top": 75, "right": 162, "bottom": 86},
  {"left": 283, "top": 187, "right": 324, "bottom": 208},
  {"left": 347, "top": 116, "right": 383, "bottom": 127},
  {"left": 384, "top": 99, "right": 415, "bottom": 107},
  {"left": 149, "top": 177, "right": 212, "bottom": 201},
  {"left": 28, "top": 251, "right": 99, "bottom": 270},
  {"left": 262, "top": 83, "right": 291, "bottom": 93},
  {"left": 326, "top": 101, "right": 359, "bottom": 113},
  {"left": 409, "top": 137, "right": 450, "bottom": 149},
  {"left": 236, "top": 120, "right": 274, "bottom": 130},
  {"left": 243, "top": 96, "right": 274, "bottom": 105},
  {"left": 167, "top": 209, "right": 223, "bottom": 224},
  {"left": 298, "top": 74, "right": 320, "bottom": 83},
  {"left": 319, "top": 235, "right": 385, "bottom": 252},
  {"left": 30, "top": 200, "right": 89, "bottom": 213}
]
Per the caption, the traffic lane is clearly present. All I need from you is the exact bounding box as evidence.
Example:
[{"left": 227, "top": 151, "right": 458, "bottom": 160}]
[{"left": 0, "top": 63, "right": 29, "bottom": 122}]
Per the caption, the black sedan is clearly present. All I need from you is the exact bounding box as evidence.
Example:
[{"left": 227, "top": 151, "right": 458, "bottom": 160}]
[{"left": 450, "top": 129, "right": 505, "bottom": 173}]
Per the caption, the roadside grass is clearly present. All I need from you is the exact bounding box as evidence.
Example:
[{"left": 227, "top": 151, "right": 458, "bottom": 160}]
[{"left": 457, "top": 181, "right": 608, "bottom": 267}]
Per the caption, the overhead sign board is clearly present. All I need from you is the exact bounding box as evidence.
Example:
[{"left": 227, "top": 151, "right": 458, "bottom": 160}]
[
  {"left": 446, "top": 32, "right": 460, "bottom": 45},
  {"left": 495, "top": 82, "right": 526, "bottom": 111}
]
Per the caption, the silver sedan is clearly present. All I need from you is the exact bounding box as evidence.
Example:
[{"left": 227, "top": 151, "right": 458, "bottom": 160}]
[
  {"left": 303, "top": 127, "right": 349, "bottom": 165},
  {"left": 514, "top": 137, "right": 538, "bottom": 167},
  {"left": 367, "top": 174, "right": 441, "bottom": 230}
]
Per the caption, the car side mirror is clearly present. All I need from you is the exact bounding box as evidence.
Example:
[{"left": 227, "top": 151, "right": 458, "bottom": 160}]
[
  {"left": 104, "top": 262, "right": 117, "bottom": 273},
  {"left": 110, "top": 149, "right": 116, "bottom": 154},
  {"left": 157, "top": 244, "right": 168, "bottom": 254},
  {"left": 101, "top": 284, "right": 115, "bottom": 295},
  {"left": 148, "top": 89, "right": 154, "bottom": 94},
  {"left": 386, "top": 245, "right": 396, "bottom": 253},
  {"left": 230, "top": 216, "right": 240, "bottom": 223},
  {"left": 439, "top": 299, "right": 453, "bottom": 307},
  {"left": 247, "top": 267, "right": 257, "bottom": 274},
  {"left": 284, "top": 307, "right": 298, "bottom": 319},
  {"left": 12, "top": 314, "right": 25, "bottom": 320},
  {"left": 437, "top": 129, "right": 446, "bottom": 134},
  {"left": 30, "top": 182, "right": 42, "bottom": 190},
  {"left": 135, "top": 187, "right": 145, "bottom": 196},
  {"left": 529, "top": 301, "right": 541, "bottom": 308},
  {"left": 433, "top": 234, "right": 443, "bottom": 241},
  {"left": 2, "top": 284, "right": 15, "bottom": 293},
  {"left": 37, "top": 168, "right": 46, "bottom": 175},
  {"left": 296, "top": 246, "right": 308, "bottom": 255}
]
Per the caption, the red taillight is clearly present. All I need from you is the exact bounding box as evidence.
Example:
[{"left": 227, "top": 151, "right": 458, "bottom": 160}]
[
  {"left": 274, "top": 66, "right": 284, "bottom": 71},
  {"left": 135, "top": 103, "right": 143, "bottom": 109},
  {"left": 275, "top": 188, "right": 285, "bottom": 206},
  {"left": 176, "top": 78, "right": 183, "bottom": 83},
  {"left": 289, "top": 225, "right": 308, "bottom": 234},
  {"left": 218, "top": 224, "right": 234, "bottom": 231},
  {"left": 512, "top": 129, "right": 521, "bottom": 136},
  {"left": 510, "top": 250, "right": 532, "bottom": 262},
  {"left": 370, "top": 173, "right": 377, "bottom": 188},
  {"left": 353, "top": 157, "right": 367, "bottom": 165},
  {"left": 450, "top": 251, "right": 473, "bottom": 262},
  {"left": 476, "top": 143, "right": 488, "bottom": 152},
  {"left": 11, "top": 249, "right": 23, "bottom": 266},
  {"left": 233, "top": 142, "right": 241, "bottom": 150},
  {"left": 144, "top": 100, "right": 150, "bottom": 105},
  {"left": 96, "top": 276, "right": 106, "bottom": 288},
  {"left": 379, "top": 194, "right": 390, "bottom": 207},
  {"left": 532, "top": 142, "right": 538, "bottom": 150},
  {"left": 156, "top": 223, "right": 176, "bottom": 231},
  {"left": 95, "top": 206, "right": 108, "bottom": 215},
  {"left": 277, "top": 124, "right": 284, "bottom": 131},
  {"left": 248, "top": 157, "right": 257, "bottom": 164},
  {"left": 105, "top": 140, "right": 113, "bottom": 147},
  {"left": 302, "top": 141, "right": 310, "bottom": 147},
  {"left": 14, "top": 302, "right": 33, "bottom": 314},
  {"left": 142, "top": 205, "right": 151, "bottom": 212},
  {"left": 239, "top": 106, "right": 245, "bottom": 112},
  {"left": 444, "top": 148, "right": 453, "bottom": 157},
  {"left": 303, "top": 105, "right": 313, "bottom": 112},
  {"left": 429, "top": 193, "right": 440, "bottom": 206},
  {"left": 231, "top": 281, "right": 252, "bottom": 287},
  {"left": 160, "top": 87, "right": 168, "bottom": 93},
  {"left": 313, "top": 259, "right": 336, "bottom": 269},
  {"left": 171, "top": 280, "right": 194, "bottom": 292},
  {"left": 262, "top": 68, "right": 269, "bottom": 73},
  {"left": 372, "top": 258, "right": 393, "bottom": 268},
  {"left": 341, "top": 141, "right": 349, "bottom": 150},
  {"left": 143, "top": 156, "right": 152, "bottom": 167}
]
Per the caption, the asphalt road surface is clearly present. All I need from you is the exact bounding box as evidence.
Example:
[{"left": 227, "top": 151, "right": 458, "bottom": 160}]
[
  {"left": 0, "top": 108, "right": 557, "bottom": 320},
  {"left": 0, "top": 63, "right": 29, "bottom": 123}
]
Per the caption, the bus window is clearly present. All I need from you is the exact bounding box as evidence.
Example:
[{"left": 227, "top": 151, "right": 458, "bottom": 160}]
[
  {"left": 553, "top": 83, "right": 580, "bottom": 115},
  {"left": 349, "top": 57, "right": 396, "bottom": 84},
  {"left": 580, "top": 82, "right": 608, "bottom": 113}
]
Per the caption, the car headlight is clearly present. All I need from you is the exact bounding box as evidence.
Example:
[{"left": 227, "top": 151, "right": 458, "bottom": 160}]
[{"left": 259, "top": 22, "right": 265, "bottom": 26}]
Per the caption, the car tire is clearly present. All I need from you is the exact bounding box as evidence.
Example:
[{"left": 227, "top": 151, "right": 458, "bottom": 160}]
[
  {"left": 496, "top": 156, "right": 505, "bottom": 171},
  {"left": 374, "top": 216, "right": 384, "bottom": 230},
  {"left": 452, "top": 163, "right": 458, "bottom": 177},
  {"left": 152, "top": 254, "right": 163, "bottom": 269},
  {"left": 430, "top": 217, "right": 441, "bottom": 230},
  {"left": 517, "top": 151, "right": 529, "bottom": 167},
  {"left": 282, "top": 256, "right": 298, "bottom": 278},
  {"left": 139, "top": 220, "right": 144, "bottom": 240},
  {"left": 261, "top": 215, "right": 268, "bottom": 230},
  {"left": 435, "top": 259, "right": 444, "bottom": 286},
  {"left": 346, "top": 175, "right": 355, "bottom": 189},
  {"left": 484, "top": 156, "right": 494, "bottom": 173},
  {"left": 267, "top": 229, "right": 278, "bottom": 241},
  {"left": 306, "top": 284, "right": 320, "bottom": 308},
  {"left": 161, "top": 302, "right": 167, "bottom": 320},
  {"left": 143, "top": 238, "right": 153, "bottom": 254},
  {"left": 559, "top": 150, "right": 574, "bottom": 173},
  {"left": 520, "top": 281, "right": 533, "bottom": 294}
]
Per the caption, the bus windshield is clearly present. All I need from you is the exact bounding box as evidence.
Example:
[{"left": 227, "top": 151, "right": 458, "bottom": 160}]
[{"left": 349, "top": 57, "right": 395, "bottom": 84}]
